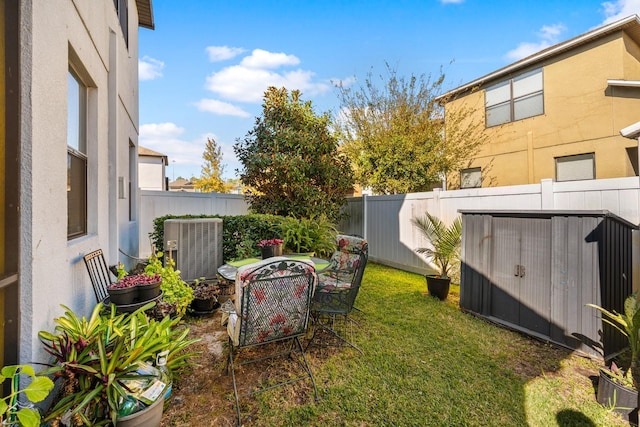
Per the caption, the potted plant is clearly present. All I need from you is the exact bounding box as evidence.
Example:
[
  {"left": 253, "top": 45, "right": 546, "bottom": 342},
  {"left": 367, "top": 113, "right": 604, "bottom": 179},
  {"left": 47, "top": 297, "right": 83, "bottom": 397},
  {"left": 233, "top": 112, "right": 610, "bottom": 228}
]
[
  {"left": 106, "top": 277, "right": 138, "bottom": 305},
  {"left": 38, "top": 302, "right": 200, "bottom": 426},
  {"left": 144, "top": 251, "right": 194, "bottom": 317},
  {"left": 410, "top": 213, "right": 462, "bottom": 300},
  {"left": 587, "top": 293, "right": 640, "bottom": 422},
  {"left": 189, "top": 278, "right": 220, "bottom": 314},
  {"left": 257, "top": 238, "right": 284, "bottom": 259}
]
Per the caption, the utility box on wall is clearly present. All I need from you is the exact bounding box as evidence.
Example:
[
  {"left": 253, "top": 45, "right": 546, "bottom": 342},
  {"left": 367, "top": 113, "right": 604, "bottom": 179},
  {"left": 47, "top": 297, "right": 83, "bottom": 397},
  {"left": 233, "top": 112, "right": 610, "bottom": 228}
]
[
  {"left": 164, "top": 218, "right": 224, "bottom": 282},
  {"left": 460, "top": 210, "right": 637, "bottom": 359}
]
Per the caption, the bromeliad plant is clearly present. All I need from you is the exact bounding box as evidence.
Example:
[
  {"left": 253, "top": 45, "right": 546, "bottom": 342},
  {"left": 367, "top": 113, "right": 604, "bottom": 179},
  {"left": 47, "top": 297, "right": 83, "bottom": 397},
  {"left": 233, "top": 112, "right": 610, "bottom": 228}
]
[{"left": 38, "top": 302, "right": 199, "bottom": 426}]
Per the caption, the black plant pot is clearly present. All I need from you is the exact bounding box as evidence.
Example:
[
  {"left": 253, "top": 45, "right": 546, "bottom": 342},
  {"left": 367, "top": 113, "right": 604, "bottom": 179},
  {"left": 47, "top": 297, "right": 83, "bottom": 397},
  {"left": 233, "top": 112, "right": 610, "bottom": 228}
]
[
  {"left": 107, "top": 286, "right": 137, "bottom": 305},
  {"left": 137, "top": 280, "right": 162, "bottom": 302},
  {"left": 597, "top": 368, "right": 638, "bottom": 424},
  {"left": 425, "top": 275, "right": 450, "bottom": 301},
  {"left": 261, "top": 244, "right": 283, "bottom": 259},
  {"left": 191, "top": 297, "right": 216, "bottom": 312}
]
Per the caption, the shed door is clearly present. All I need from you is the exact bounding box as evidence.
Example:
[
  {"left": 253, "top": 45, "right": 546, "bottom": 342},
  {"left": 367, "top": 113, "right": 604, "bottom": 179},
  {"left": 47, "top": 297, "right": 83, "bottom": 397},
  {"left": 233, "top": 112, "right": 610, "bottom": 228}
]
[{"left": 490, "top": 217, "right": 551, "bottom": 336}]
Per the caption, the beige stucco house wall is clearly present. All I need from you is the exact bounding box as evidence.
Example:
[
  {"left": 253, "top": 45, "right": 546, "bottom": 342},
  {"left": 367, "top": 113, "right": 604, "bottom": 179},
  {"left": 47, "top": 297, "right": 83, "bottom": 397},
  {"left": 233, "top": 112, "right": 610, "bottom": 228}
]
[
  {"left": 14, "top": 0, "right": 152, "bottom": 367},
  {"left": 441, "top": 15, "right": 640, "bottom": 188}
]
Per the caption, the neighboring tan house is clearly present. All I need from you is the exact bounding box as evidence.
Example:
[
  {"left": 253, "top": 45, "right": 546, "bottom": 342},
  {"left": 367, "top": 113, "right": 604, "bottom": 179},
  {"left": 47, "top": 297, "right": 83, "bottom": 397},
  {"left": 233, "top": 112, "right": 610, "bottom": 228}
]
[
  {"left": 1, "top": 1, "right": 153, "bottom": 369},
  {"left": 139, "top": 146, "right": 168, "bottom": 191},
  {"left": 169, "top": 177, "right": 198, "bottom": 192},
  {"left": 440, "top": 14, "right": 640, "bottom": 188}
]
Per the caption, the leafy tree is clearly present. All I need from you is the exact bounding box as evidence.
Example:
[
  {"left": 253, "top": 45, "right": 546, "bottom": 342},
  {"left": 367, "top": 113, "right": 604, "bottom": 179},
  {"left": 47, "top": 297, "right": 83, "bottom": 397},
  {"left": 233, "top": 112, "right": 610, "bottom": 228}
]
[
  {"left": 194, "top": 137, "right": 230, "bottom": 193},
  {"left": 335, "top": 64, "right": 487, "bottom": 194},
  {"left": 234, "top": 87, "right": 354, "bottom": 222}
]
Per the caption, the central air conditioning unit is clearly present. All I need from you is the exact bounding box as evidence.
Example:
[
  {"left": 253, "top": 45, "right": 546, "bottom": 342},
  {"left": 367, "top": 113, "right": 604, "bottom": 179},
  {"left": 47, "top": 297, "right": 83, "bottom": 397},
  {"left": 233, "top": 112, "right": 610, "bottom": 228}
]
[{"left": 163, "top": 218, "right": 223, "bottom": 282}]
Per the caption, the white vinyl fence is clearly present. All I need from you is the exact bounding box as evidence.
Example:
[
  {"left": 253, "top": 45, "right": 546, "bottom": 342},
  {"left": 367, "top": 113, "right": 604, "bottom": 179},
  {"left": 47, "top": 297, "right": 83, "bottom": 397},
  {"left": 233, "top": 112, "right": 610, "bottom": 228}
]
[
  {"left": 139, "top": 190, "right": 249, "bottom": 257},
  {"left": 139, "top": 178, "right": 640, "bottom": 274},
  {"left": 339, "top": 177, "right": 640, "bottom": 275}
]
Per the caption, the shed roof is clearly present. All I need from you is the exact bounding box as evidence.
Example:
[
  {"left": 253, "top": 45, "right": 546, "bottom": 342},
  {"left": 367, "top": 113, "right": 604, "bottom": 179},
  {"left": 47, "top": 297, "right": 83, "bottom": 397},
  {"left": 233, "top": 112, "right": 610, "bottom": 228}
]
[{"left": 439, "top": 14, "right": 640, "bottom": 100}]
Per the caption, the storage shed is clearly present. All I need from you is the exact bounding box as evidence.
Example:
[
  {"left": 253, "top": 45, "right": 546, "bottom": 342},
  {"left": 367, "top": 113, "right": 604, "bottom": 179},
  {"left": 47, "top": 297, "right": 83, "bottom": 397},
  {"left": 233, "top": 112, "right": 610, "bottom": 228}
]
[{"left": 459, "top": 210, "right": 637, "bottom": 359}]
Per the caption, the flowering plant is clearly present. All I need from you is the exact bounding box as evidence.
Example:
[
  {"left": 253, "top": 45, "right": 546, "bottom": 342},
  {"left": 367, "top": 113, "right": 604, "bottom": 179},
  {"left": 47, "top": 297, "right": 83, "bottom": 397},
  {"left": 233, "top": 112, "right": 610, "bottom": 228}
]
[{"left": 257, "top": 238, "right": 284, "bottom": 248}]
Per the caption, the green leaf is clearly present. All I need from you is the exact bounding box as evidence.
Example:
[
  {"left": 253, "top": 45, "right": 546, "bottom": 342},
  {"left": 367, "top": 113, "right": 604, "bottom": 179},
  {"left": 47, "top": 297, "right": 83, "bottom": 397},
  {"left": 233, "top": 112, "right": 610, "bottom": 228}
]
[
  {"left": 16, "top": 407, "right": 41, "bottom": 427},
  {"left": 23, "top": 376, "right": 54, "bottom": 402}
]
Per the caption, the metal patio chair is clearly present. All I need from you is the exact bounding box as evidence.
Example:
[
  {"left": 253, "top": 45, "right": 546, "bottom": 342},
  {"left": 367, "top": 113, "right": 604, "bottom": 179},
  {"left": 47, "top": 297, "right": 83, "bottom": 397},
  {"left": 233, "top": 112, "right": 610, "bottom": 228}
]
[
  {"left": 223, "top": 257, "right": 319, "bottom": 426},
  {"left": 83, "top": 249, "right": 114, "bottom": 303},
  {"left": 308, "top": 234, "right": 369, "bottom": 353}
]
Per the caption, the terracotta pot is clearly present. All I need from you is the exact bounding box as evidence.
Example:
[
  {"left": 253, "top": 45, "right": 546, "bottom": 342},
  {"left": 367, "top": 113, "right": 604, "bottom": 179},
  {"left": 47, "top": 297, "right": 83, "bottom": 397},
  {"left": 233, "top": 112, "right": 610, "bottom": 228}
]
[{"left": 425, "top": 275, "right": 450, "bottom": 301}]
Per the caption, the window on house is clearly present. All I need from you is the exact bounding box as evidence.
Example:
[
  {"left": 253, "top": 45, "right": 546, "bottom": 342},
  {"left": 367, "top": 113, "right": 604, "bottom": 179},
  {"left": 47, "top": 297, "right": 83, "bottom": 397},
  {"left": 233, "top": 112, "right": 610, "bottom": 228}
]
[
  {"left": 485, "top": 68, "right": 544, "bottom": 127},
  {"left": 67, "top": 69, "right": 87, "bottom": 239},
  {"left": 113, "top": 0, "right": 128, "bottom": 47},
  {"left": 460, "top": 167, "right": 482, "bottom": 188},
  {"left": 555, "top": 153, "right": 595, "bottom": 182}
]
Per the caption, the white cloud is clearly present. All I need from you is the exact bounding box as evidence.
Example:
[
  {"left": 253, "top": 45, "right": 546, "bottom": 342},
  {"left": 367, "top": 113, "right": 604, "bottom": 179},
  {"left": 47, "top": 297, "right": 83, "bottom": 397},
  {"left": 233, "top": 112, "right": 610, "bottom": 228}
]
[
  {"left": 440, "top": 0, "right": 464, "bottom": 3},
  {"left": 205, "top": 60, "right": 330, "bottom": 103},
  {"left": 139, "top": 56, "right": 165, "bottom": 81},
  {"left": 240, "top": 49, "right": 300, "bottom": 69},
  {"left": 206, "top": 46, "right": 246, "bottom": 62},
  {"left": 601, "top": 0, "right": 640, "bottom": 24},
  {"left": 505, "top": 23, "right": 567, "bottom": 61},
  {"left": 194, "top": 99, "right": 251, "bottom": 117},
  {"left": 140, "top": 123, "right": 209, "bottom": 167},
  {"left": 139, "top": 124, "right": 240, "bottom": 178}
]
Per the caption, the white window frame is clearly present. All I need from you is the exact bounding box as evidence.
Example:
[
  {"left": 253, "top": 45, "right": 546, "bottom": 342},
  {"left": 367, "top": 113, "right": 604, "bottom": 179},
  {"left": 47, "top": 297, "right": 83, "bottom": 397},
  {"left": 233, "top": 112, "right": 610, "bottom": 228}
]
[
  {"left": 555, "top": 153, "right": 595, "bottom": 182},
  {"left": 67, "top": 67, "right": 88, "bottom": 240},
  {"left": 460, "top": 167, "right": 482, "bottom": 189},
  {"left": 485, "top": 68, "right": 544, "bottom": 127}
]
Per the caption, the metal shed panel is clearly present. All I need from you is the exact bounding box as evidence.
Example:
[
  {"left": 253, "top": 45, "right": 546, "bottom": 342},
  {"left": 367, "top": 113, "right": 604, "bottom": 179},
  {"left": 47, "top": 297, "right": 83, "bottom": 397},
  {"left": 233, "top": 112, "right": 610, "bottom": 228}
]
[{"left": 460, "top": 210, "right": 636, "bottom": 359}]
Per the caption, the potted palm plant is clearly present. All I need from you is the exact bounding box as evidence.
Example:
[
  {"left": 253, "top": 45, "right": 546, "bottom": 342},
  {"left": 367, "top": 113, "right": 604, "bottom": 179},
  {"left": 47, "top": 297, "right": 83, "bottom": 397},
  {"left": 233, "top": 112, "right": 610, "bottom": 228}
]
[{"left": 411, "top": 213, "right": 462, "bottom": 300}]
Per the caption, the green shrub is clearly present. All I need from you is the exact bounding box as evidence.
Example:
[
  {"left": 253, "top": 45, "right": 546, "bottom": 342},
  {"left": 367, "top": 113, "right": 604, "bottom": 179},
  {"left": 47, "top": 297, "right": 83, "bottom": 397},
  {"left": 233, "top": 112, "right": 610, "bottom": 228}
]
[
  {"left": 150, "top": 214, "right": 339, "bottom": 261},
  {"left": 279, "top": 215, "right": 337, "bottom": 258}
]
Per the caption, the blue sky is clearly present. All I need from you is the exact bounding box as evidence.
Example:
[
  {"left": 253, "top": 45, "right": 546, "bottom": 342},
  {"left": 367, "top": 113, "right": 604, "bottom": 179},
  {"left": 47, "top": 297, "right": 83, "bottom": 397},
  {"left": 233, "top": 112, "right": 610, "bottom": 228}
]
[{"left": 138, "top": 0, "right": 640, "bottom": 181}]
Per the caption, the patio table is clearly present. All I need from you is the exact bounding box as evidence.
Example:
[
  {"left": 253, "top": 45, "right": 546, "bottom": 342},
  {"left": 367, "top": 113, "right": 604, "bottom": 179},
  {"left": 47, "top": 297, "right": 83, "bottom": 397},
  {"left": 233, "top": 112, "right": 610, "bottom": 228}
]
[{"left": 217, "top": 254, "right": 330, "bottom": 282}]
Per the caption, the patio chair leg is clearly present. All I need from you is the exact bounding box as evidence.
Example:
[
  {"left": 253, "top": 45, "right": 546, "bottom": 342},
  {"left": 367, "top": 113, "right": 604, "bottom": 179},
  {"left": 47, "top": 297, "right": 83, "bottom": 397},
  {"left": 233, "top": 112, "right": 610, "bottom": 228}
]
[
  {"left": 228, "top": 340, "right": 242, "bottom": 426},
  {"left": 307, "top": 313, "right": 363, "bottom": 354},
  {"left": 295, "top": 336, "right": 319, "bottom": 401}
]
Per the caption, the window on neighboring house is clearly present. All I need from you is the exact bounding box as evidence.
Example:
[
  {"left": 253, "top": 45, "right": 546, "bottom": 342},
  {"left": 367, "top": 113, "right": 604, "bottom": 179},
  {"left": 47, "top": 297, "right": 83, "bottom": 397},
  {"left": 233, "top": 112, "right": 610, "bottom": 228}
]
[
  {"left": 113, "top": 0, "right": 128, "bottom": 47},
  {"left": 67, "top": 68, "right": 87, "bottom": 239},
  {"left": 485, "top": 68, "right": 544, "bottom": 127},
  {"left": 460, "top": 167, "right": 482, "bottom": 188},
  {"left": 555, "top": 153, "right": 595, "bottom": 182}
]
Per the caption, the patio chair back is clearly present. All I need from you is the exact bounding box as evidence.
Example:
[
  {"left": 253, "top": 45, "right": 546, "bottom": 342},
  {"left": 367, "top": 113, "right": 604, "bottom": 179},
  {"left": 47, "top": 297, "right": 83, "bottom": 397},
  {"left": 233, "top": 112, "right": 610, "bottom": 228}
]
[
  {"left": 225, "top": 257, "right": 319, "bottom": 425},
  {"left": 233, "top": 257, "right": 316, "bottom": 347},
  {"left": 312, "top": 234, "right": 369, "bottom": 315},
  {"left": 83, "top": 249, "right": 113, "bottom": 303}
]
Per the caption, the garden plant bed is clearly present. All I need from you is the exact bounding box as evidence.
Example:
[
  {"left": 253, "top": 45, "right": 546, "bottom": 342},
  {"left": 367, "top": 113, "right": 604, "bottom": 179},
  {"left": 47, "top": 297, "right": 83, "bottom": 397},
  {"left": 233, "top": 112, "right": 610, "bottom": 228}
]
[{"left": 160, "top": 264, "right": 628, "bottom": 426}]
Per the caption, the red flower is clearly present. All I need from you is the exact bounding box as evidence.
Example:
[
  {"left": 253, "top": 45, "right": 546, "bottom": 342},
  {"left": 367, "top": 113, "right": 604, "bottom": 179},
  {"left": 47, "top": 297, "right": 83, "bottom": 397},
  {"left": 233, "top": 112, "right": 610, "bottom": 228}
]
[
  {"left": 253, "top": 288, "right": 266, "bottom": 304},
  {"left": 257, "top": 330, "right": 271, "bottom": 342},
  {"left": 270, "top": 313, "right": 286, "bottom": 325},
  {"left": 257, "top": 238, "right": 284, "bottom": 248},
  {"left": 294, "top": 284, "right": 306, "bottom": 298}
]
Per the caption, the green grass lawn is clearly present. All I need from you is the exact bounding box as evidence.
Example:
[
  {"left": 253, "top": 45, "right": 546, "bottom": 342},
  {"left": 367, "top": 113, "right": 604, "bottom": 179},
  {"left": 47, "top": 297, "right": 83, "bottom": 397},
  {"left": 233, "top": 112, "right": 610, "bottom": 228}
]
[{"left": 240, "top": 263, "right": 627, "bottom": 426}]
